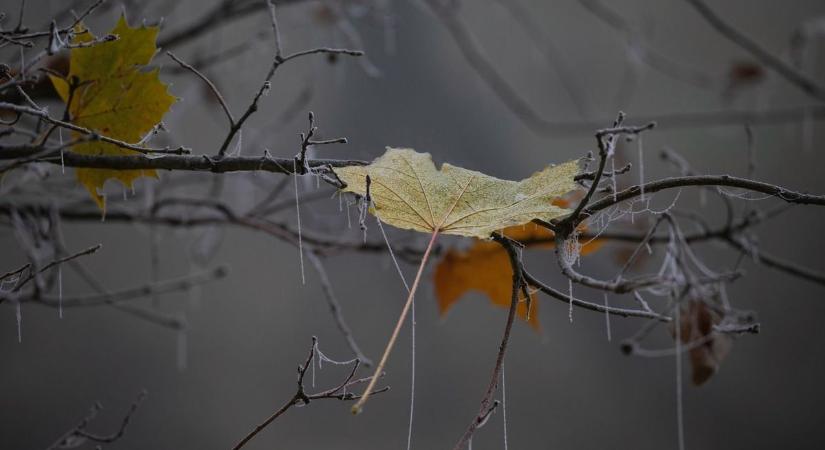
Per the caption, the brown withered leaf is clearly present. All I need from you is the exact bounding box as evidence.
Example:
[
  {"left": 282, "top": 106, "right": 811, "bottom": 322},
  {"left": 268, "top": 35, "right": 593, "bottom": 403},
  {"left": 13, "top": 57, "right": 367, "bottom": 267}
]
[{"left": 675, "top": 300, "right": 732, "bottom": 385}]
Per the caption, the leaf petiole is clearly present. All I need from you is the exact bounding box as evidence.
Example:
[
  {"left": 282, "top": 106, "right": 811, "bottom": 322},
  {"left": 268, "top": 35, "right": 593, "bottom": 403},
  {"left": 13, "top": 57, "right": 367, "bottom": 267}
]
[{"left": 351, "top": 227, "right": 440, "bottom": 414}]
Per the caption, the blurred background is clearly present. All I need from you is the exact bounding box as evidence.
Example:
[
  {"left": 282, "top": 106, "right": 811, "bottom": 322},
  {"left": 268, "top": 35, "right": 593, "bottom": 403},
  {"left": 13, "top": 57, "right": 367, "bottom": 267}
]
[{"left": 2, "top": 0, "right": 825, "bottom": 449}]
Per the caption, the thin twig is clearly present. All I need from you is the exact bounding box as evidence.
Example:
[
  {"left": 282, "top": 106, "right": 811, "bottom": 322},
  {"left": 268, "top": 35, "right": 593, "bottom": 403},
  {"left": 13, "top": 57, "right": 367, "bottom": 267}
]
[
  {"left": 166, "top": 51, "right": 235, "bottom": 126},
  {"left": 452, "top": 235, "right": 523, "bottom": 450},
  {"left": 231, "top": 337, "right": 387, "bottom": 450}
]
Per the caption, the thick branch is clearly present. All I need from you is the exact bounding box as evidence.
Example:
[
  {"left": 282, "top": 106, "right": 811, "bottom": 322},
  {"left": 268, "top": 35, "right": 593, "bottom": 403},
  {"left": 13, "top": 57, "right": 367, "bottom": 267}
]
[
  {"left": 581, "top": 175, "right": 825, "bottom": 224},
  {"left": 19, "top": 151, "right": 366, "bottom": 174}
]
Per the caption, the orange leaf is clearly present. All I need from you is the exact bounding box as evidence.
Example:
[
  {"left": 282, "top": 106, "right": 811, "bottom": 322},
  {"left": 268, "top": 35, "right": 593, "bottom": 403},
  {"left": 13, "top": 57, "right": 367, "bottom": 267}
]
[
  {"left": 434, "top": 238, "right": 539, "bottom": 328},
  {"left": 433, "top": 223, "right": 603, "bottom": 329}
]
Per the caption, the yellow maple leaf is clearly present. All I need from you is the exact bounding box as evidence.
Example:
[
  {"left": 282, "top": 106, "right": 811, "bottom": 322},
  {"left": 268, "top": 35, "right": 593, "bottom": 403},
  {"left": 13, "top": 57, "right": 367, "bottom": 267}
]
[
  {"left": 334, "top": 148, "right": 579, "bottom": 238},
  {"left": 335, "top": 148, "right": 580, "bottom": 414},
  {"left": 50, "top": 16, "right": 175, "bottom": 209},
  {"left": 434, "top": 223, "right": 604, "bottom": 329}
]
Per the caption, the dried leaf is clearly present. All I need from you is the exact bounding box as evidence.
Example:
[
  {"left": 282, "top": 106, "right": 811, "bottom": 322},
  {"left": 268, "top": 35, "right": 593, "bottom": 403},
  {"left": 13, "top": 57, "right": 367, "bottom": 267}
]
[
  {"left": 334, "top": 148, "right": 580, "bottom": 238},
  {"left": 675, "top": 300, "right": 732, "bottom": 385},
  {"left": 50, "top": 16, "right": 175, "bottom": 209},
  {"left": 434, "top": 223, "right": 603, "bottom": 329}
]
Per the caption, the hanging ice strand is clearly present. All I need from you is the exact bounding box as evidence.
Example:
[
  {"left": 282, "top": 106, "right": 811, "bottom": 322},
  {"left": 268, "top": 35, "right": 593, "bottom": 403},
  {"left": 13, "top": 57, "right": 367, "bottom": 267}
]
[
  {"left": 675, "top": 303, "right": 686, "bottom": 450},
  {"left": 59, "top": 128, "right": 65, "bottom": 174},
  {"left": 610, "top": 157, "right": 618, "bottom": 202},
  {"left": 15, "top": 300, "right": 22, "bottom": 343},
  {"left": 58, "top": 266, "right": 63, "bottom": 319},
  {"left": 177, "top": 317, "right": 188, "bottom": 371},
  {"left": 232, "top": 129, "right": 243, "bottom": 157},
  {"left": 802, "top": 105, "right": 813, "bottom": 155},
  {"left": 603, "top": 293, "right": 611, "bottom": 341},
  {"left": 372, "top": 206, "right": 415, "bottom": 450},
  {"left": 502, "top": 365, "right": 509, "bottom": 450},
  {"left": 293, "top": 159, "right": 306, "bottom": 285},
  {"left": 637, "top": 134, "right": 645, "bottom": 201}
]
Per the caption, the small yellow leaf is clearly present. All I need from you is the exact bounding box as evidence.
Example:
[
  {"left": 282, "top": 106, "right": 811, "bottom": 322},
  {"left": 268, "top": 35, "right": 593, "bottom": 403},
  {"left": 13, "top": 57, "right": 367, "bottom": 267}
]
[
  {"left": 50, "top": 16, "right": 175, "bottom": 209},
  {"left": 334, "top": 148, "right": 580, "bottom": 238}
]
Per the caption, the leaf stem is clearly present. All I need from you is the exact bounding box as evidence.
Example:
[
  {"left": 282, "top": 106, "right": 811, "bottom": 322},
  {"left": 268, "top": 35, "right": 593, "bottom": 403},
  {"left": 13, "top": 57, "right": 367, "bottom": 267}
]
[{"left": 351, "top": 228, "right": 440, "bottom": 414}]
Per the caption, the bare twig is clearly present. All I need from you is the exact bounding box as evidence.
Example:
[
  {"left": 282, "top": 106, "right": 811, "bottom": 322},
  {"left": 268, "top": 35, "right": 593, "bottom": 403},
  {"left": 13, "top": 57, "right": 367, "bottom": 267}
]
[
  {"left": 231, "top": 337, "right": 387, "bottom": 450},
  {"left": 46, "top": 390, "right": 147, "bottom": 450},
  {"left": 452, "top": 234, "right": 523, "bottom": 450},
  {"left": 166, "top": 51, "right": 235, "bottom": 126}
]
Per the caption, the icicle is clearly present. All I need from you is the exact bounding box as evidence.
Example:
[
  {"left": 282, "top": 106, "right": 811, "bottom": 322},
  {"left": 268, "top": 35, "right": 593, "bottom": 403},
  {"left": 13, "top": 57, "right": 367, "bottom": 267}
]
[
  {"left": 610, "top": 157, "right": 618, "bottom": 202},
  {"left": 15, "top": 301, "right": 22, "bottom": 343},
  {"left": 603, "top": 293, "right": 611, "bottom": 342},
  {"left": 177, "top": 325, "right": 188, "bottom": 371},
  {"left": 232, "top": 129, "right": 243, "bottom": 157},
  {"left": 719, "top": 284, "right": 731, "bottom": 310},
  {"left": 675, "top": 305, "right": 685, "bottom": 450},
  {"left": 99, "top": 193, "right": 107, "bottom": 222},
  {"left": 123, "top": 185, "right": 128, "bottom": 201},
  {"left": 346, "top": 200, "right": 352, "bottom": 229},
  {"left": 59, "top": 129, "right": 65, "bottom": 174},
  {"left": 383, "top": 7, "right": 397, "bottom": 54},
  {"left": 406, "top": 291, "right": 416, "bottom": 450},
  {"left": 803, "top": 106, "right": 813, "bottom": 155},
  {"left": 311, "top": 345, "right": 317, "bottom": 388},
  {"left": 568, "top": 279, "right": 574, "bottom": 323},
  {"left": 58, "top": 266, "right": 63, "bottom": 319},
  {"left": 502, "top": 365, "right": 509, "bottom": 450},
  {"left": 293, "top": 159, "right": 305, "bottom": 285},
  {"left": 338, "top": 192, "right": 343, "bottom": 212},
  {"left": 187, "top": 260, "right": 203, "bottom": 309},
  {"left": 638, "top": 135, "right": 645, "bottom": 201},
  {"left": 358, "top": 197, "right": 368, "bottom": 244}
]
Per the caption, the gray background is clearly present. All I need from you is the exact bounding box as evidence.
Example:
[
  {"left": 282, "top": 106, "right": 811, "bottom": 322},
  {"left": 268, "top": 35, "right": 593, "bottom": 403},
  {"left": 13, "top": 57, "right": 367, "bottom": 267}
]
[{"left": 2, "top": 0, "right": 825, "bottom": 449}]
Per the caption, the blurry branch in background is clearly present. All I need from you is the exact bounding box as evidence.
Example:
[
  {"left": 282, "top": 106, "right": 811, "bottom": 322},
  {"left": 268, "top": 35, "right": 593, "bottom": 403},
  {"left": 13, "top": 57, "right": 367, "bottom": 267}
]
[
  {"left": 157, "top": 0, "right": 309, "bottom": 50},
  {"left": 231, "top": 337, "right": 388, "bottom": 450},
  {"left": 14, "top": 266, "right": 228, "bottom": 309},
  {"left": 46, "top": 390, "right": 147, "bottom": 450},
  {"left": 420, "top": 0, "right": 825, "bottom": 136},
  {"left": 683, "top": 0, "right": 825, "bottom": 102},
  {"left": 579, "top": 0, "right": 718, "bottom": 91},
  {"left": 490, "top": 0, "right": 594, "bottom": 119}
]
